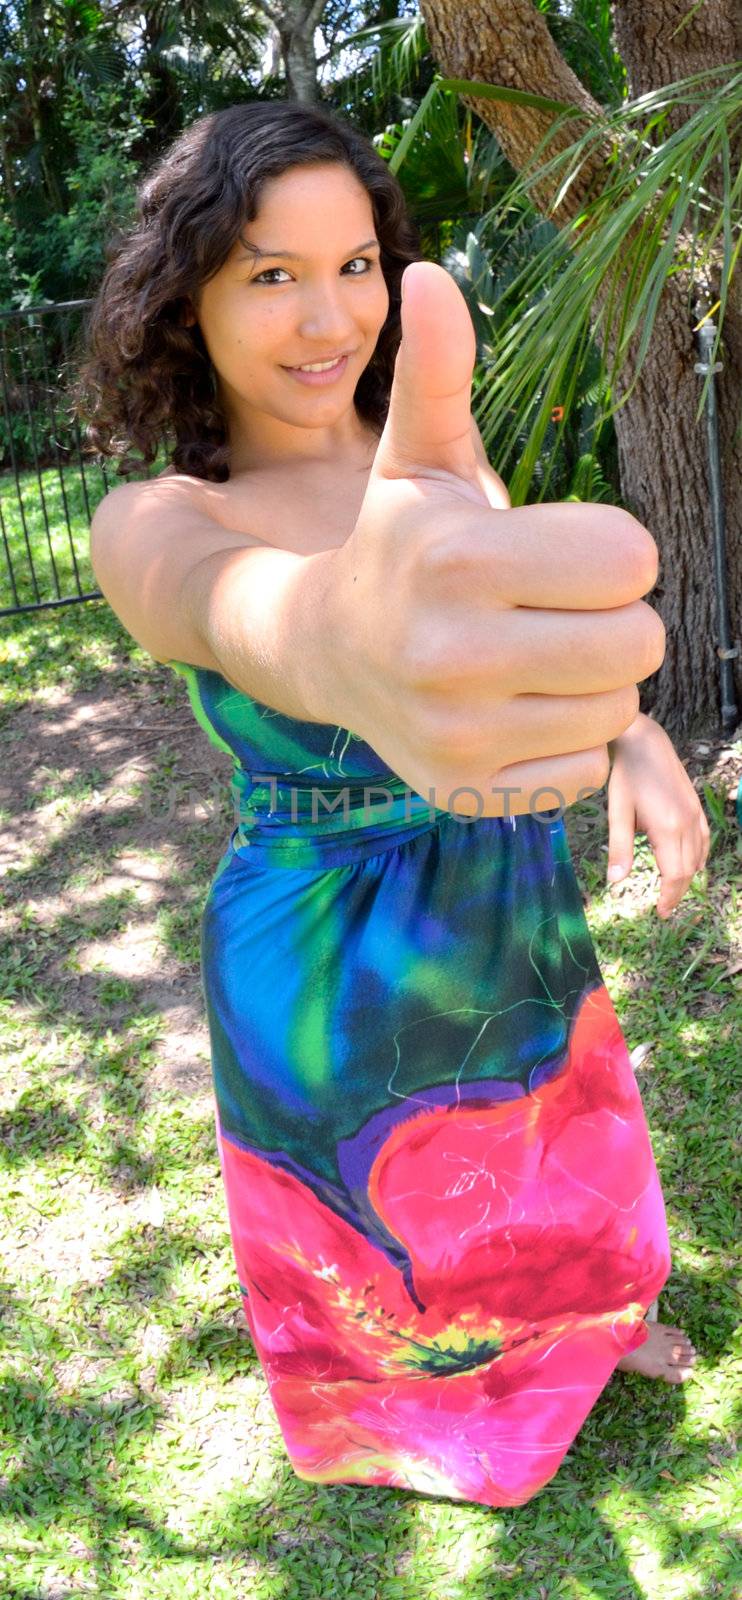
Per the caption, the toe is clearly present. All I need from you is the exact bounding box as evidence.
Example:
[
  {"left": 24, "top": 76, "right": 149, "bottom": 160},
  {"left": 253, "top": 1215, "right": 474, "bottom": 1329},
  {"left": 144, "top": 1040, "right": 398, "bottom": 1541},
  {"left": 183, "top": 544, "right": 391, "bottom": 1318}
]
[
  {"left": 671, "top": 1344, "right": 695, "bottom": 1365},
  {"left": 663, "top": 1327, "right": 697, "bottom": 1355},
  {"left": 668, "top": 1350, "right": 696, "bottom": 1380}
]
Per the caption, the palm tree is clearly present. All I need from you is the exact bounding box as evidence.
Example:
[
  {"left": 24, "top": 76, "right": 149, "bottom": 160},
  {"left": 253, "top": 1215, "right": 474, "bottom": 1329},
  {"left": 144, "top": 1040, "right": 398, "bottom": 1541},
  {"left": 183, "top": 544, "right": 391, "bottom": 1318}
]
[{"left": 341, "top": 2, "right": 741, "bottom": 740}]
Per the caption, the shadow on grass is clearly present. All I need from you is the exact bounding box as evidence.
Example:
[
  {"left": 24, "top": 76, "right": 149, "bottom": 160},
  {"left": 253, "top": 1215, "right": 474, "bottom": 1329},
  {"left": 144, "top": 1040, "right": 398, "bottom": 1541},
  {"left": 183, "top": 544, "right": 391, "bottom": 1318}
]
[
  {"left": 1, "top": 594, "right": 740, "bottom": 1598},
  {"left": 0, "top": 1346, "right": 738, "bottom": 1599}
]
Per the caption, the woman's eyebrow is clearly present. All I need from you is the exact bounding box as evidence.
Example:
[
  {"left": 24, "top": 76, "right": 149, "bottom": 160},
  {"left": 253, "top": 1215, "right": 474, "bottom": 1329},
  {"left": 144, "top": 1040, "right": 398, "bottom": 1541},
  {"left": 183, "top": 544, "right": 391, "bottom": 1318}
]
[{"left": 237, "top": 237, "right": 380, "bottom": 261}]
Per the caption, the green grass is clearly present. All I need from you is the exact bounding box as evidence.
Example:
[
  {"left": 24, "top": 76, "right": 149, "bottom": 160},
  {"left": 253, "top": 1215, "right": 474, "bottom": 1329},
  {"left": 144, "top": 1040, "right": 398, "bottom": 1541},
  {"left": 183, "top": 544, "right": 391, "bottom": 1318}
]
[
  {"left": 0, "top": 459, "right": 106, "bottom": 612},
  {"left": 0, "top": 471, "right": 740, "bottom": 1600},
  {"left": 0, "top": 452, "right": 165, "bottom": 615}
]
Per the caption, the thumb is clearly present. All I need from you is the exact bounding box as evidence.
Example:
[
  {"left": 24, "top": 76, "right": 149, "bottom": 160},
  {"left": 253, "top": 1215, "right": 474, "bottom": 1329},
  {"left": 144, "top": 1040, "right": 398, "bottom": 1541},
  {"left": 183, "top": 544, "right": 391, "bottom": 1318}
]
[
  {"left": 606, "top": 781, "right": 636, "bottom": 885},
  {"left": 371, "top": 260, "right": 480, "bottom": 485}
]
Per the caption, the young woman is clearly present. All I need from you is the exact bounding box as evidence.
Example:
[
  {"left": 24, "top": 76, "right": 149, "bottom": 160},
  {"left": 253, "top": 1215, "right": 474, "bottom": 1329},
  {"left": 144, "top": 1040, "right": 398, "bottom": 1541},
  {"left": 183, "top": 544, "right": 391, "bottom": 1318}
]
[{"left": 77, "top": 100, "right": 704, "bottom": 1508}]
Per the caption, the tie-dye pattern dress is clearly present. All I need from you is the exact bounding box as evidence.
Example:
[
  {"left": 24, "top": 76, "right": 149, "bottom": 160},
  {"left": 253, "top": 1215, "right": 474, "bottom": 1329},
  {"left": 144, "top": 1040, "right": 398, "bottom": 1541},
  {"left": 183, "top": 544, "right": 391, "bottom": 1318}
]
[{"left": 167, "top": 658, "right": 671, "bottom": 1508}]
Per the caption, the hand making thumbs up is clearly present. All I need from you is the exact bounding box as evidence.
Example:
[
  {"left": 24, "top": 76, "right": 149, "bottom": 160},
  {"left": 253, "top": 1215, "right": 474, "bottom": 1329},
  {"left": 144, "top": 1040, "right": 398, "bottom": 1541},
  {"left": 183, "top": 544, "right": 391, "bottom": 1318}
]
[{"left": 320, "top": 260, "right": 666, "bottom": 818}]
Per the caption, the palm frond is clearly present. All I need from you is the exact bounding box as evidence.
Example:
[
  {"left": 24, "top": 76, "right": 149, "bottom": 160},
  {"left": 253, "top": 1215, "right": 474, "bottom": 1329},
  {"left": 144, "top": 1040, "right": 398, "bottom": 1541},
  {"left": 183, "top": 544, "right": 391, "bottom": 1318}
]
[
  {"left": 386, "top": 62, "right": 741, "bottom": 502},
  {"left": 323, "top": 13, "right": 428, "bottom": 112}
]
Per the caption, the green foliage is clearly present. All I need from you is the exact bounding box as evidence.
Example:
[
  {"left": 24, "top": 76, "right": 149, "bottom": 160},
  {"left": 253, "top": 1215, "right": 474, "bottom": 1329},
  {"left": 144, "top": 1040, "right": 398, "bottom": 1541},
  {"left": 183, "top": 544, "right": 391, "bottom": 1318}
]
[
  {"left": 6, "top": 1, "right": 739, "bottom": 511},
  {"left": 537, "top": 0, "right": 628, "bottom": 108},
  {"left": 322, "top": 6, "right": 437, "bottom": 141},
  {"left": 335, "top": 8, "right": 430, "bottom": 115},
  {"left": 470, "top": 63, "right": 742, "bottom": 502},
  {"left": 43, "top": 84, "right": 149, "bottom": 294},
  {"left": 0, "top": 1, "right": 270, "bottom": 309},
  {"left": 379, "top": 57, "right": 741, "bottom": 503},
  {"left": 373, "top": 84, "right": 511, "bottom": 234},
  {"left": 0, "top": 217, "right": 34, "bottom": 311},
  {"left": 439, "top": 213, "right": 620, "bottom": 502},
  {"left": 2, "top": 77, "right": 148, "bottom": 308},
  {"left": 372, "top": 76, "right": 618, "bottom": 503}
]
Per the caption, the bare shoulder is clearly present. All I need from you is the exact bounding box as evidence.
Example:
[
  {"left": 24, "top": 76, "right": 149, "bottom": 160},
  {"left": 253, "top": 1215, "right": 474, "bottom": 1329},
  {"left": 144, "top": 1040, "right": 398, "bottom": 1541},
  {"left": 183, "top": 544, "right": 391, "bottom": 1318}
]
[
  {"left": 88, "top": 467, "right": 269, "bottom": 671},
  {"left": 92, "top": 464, "right": 215, "bottom": 525}
]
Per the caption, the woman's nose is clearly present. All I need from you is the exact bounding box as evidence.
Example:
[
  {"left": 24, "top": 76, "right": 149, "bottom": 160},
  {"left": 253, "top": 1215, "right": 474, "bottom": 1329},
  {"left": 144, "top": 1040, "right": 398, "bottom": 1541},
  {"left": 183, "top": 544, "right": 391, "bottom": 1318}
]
[{"left": 298, "top": 282, "right": 356, "bottom": 341}]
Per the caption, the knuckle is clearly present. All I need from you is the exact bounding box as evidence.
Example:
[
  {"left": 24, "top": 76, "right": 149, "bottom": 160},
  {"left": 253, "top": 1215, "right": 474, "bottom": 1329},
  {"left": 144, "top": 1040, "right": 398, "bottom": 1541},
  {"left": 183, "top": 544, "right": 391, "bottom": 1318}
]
[
  {"left": 421, "top": 533, "right": 475, "bottom": 595},
  {"left": 435, "top": 724, "right": 480, "bottom": 766},
  {"left": 397, "top": 632, "right": 443, "bottom": 690},
  {"left": 619, "top": 511, "right": 661, "bottom": 590},
  {"left": 639, "top": 605, "right": 667, "bottom": 676},
  {"left": 418, "top": 700, "right": 479, "bottom": 763},
  {"left": 618, "top": 683, "right": 641, "bottom": 724},
  {"left": 587, "top": 744, "right": 611, "bottom": 791},
  {"left": 399, "top": 621, "right": 470, "bottom": 693},
  {"left": 424, "top": 533, "right": 465, "bottom": 575},
  {"left": 640, "top": 535, "right": 660, "bottom": 592}
]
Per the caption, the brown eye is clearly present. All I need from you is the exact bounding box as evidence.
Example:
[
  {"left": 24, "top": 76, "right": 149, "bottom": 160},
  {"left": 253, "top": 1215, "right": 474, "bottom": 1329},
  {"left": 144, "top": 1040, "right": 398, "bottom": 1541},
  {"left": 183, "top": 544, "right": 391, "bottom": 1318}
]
[{"left": 252, "top": 267, "right": 292, "bottom": 284}]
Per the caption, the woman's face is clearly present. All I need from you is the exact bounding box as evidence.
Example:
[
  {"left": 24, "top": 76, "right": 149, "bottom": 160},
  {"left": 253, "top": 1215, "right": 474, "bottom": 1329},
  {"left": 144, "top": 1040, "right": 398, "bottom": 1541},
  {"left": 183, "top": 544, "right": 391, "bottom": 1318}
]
[{"left": 187, "top": 161, "right": 390, "bottom": 454}]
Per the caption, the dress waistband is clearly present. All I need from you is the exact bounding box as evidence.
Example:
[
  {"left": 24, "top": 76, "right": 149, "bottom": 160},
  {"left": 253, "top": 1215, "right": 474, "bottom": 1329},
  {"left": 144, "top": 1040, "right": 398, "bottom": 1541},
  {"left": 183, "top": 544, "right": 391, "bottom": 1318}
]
[{"left": 228, "top": 769, "right": 448, "bottom": 867}]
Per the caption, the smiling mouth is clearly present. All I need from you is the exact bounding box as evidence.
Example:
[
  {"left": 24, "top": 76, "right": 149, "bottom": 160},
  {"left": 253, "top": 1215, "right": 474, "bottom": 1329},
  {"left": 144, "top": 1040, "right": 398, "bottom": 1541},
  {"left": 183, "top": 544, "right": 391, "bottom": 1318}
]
[{"left": 283, "top": 352, "right": 356, "bottom": 372}]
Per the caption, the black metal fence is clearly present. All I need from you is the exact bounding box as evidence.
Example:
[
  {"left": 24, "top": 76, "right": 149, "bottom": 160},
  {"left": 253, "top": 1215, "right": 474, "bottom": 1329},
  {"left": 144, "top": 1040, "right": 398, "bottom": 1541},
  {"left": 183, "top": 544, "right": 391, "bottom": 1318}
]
[{"left": 0, "top": 298, "right": 110, "bottom": 617}]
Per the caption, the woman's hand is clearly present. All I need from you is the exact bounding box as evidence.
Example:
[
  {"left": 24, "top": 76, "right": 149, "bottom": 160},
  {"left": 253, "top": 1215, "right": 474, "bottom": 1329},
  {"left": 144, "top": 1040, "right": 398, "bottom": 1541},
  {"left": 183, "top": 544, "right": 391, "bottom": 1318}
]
[
  {"left": 318, "top": 260, "right": 665, "bottom": 818},
  {"left": 606, "top": 713, "right": 711, "bottom": 918}
]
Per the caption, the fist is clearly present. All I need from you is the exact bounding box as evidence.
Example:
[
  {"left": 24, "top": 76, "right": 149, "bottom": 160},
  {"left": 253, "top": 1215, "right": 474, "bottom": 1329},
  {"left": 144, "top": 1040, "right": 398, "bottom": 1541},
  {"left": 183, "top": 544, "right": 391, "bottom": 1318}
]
[{"left": 320, "top": 262, "right": 665, "bottom": 819}]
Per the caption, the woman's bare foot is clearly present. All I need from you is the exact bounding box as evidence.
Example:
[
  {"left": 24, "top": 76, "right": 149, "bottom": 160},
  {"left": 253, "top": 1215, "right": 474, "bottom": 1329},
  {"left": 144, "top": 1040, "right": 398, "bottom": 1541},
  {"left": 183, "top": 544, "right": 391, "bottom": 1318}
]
[{"left": 616, "top": 1320, "right": 697, "bottom": 1383}]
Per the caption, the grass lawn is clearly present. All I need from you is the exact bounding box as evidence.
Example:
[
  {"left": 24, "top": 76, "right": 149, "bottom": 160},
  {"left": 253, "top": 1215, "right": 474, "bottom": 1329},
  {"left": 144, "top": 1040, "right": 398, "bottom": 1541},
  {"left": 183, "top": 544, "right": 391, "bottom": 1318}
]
[{"left": 0, "top": 466, "right": 740, "bottom": 1600}]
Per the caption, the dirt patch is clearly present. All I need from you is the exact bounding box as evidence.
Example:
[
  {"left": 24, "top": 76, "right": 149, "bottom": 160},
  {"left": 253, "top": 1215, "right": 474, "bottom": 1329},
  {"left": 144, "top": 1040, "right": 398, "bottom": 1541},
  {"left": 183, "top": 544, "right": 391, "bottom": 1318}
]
[{"left": 0, "top": 671, "right": 236, "bottom": 1105}]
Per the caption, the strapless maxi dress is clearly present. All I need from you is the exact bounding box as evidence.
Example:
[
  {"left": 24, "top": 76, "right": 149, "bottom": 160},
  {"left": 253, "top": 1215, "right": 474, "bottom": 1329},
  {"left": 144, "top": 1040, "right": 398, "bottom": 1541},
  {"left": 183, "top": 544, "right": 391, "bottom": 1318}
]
[{"left": 167, "top": 658, "right": 671, "bottom": 1508}]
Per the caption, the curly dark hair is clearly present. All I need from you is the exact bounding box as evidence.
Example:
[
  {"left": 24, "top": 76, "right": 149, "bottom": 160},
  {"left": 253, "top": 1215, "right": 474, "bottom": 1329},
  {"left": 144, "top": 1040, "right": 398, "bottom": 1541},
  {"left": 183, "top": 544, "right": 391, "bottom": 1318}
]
[{"left": 72, "top": 99, "right": 424, "bottom": 481}]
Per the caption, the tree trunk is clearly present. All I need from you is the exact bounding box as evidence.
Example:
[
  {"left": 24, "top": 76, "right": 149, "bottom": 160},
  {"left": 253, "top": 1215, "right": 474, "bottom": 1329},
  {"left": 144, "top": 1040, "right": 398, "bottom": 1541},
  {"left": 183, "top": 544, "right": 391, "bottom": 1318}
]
[
  {"left": 612, "top": 0, "right": 742, "bottom": 113},
  {"left": 419, "top": 0, "right": 742, "bottom": 740},
  {"left": 255, "top": 0, "right": 325, "bottom": 101},
  {"left": 0, "top": 127, "right": 19, "bottom": 232},
  {"left": 26, "top": 69, "right": 65, "bottom": 214},
  {"left": 278, "top": 20, "right": 319, "bottom": 102},
  {"left": 267, "top": 22, "right": 283, "bottom": 77},
  {"left": 141, "top": 8, "right": 188, "bottom": 146}
]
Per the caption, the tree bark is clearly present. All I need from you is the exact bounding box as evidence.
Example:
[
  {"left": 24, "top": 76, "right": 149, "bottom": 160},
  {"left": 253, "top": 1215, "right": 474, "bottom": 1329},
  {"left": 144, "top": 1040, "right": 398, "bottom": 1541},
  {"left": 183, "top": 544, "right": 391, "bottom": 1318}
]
[
  {"left": 419, "top": 0, "right": 741, "bottom": 739},
  {"left": 0, "top": 127, "right": 19, "bottom": 232},
  {"left": 254, "top": 0, "right": 325, "bottom": 101},
  {"left": 612, "top": 0, "right": 742, "bottom": 113},
  {"left": 26, "top": 68, "right": 65, "bottom": 214}
]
